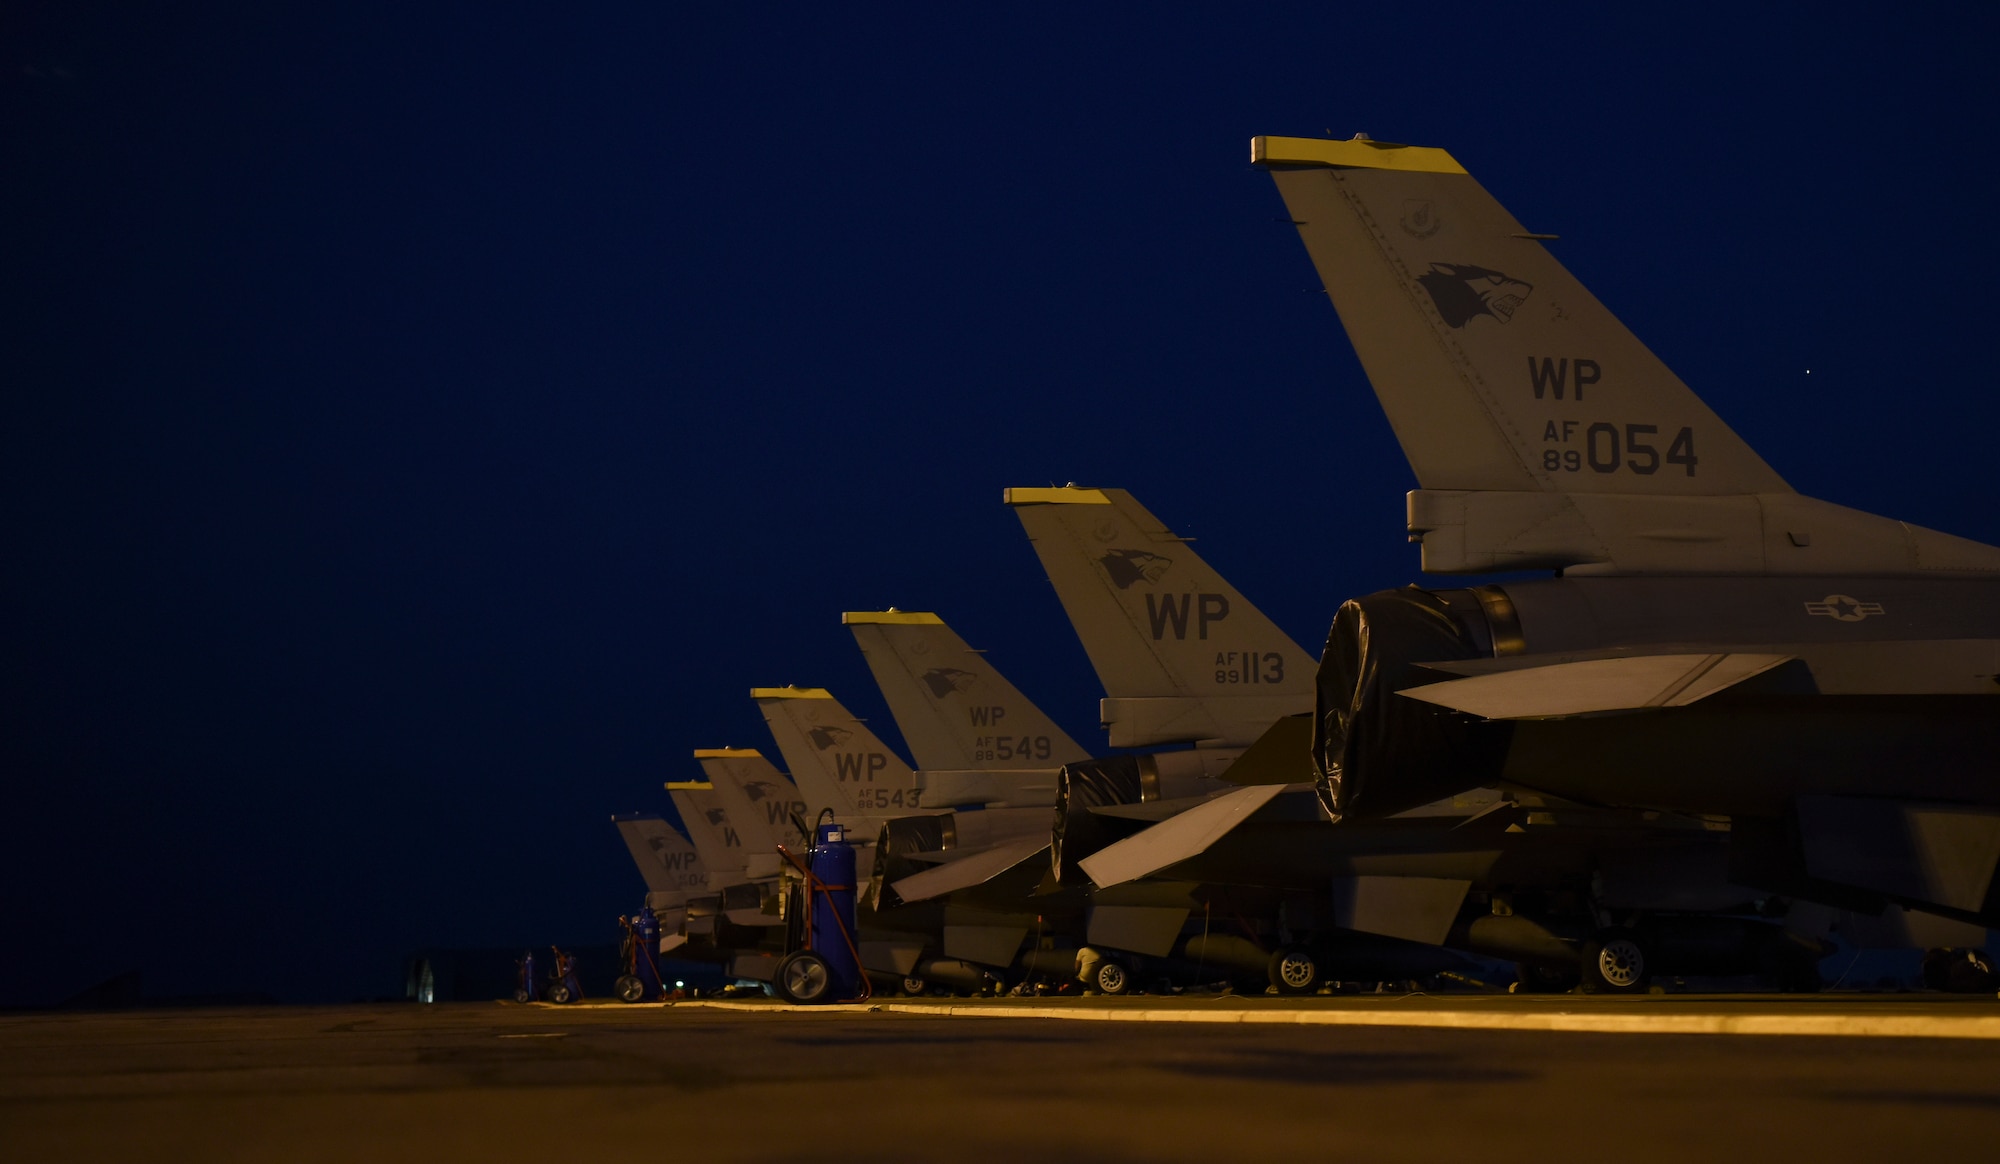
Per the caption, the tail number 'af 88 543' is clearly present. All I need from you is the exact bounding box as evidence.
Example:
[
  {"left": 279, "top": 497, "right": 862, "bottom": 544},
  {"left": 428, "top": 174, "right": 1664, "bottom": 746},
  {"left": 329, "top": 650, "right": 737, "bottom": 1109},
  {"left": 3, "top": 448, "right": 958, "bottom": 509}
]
[
  {"left": 854, "top": 787, "right": 921, "bottom": 810},
  {"left": 1540, "top": 421, "right": 1697, "bottom": 477},
  {"left": 1215, "top": 651, "right": 1284, "bottom": 685}
]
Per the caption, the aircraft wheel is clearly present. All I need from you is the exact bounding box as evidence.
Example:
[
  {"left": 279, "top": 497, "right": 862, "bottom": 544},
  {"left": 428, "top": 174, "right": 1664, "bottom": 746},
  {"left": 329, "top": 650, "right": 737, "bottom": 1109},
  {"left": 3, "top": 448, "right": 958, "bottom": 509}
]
[
  {"left": 1759, "top": 942, "right": 1824, "bottom": 994},
  {"left": 1926, "top": 948, "right": 1998, "bottom": 993},
  {"left": 614, "top": 975, "right": 646, "bottom": 1003},
  {"left": 547, "top": 980, "right": 575, "bottom": 1005},
  {"left": 1268, "top": 947, "right": 1320, "bottom": 995},
  {"left": 1092, "top": 958, "right": 1130, "bottom": 996},
  {"left": 1579, "top": 929, "right": 1650, "bottom": 994},
  {"left": 773, "top": 951, "right": 834, "bottom": 1005},
  {"left": 901, "top": 975, "right": 927, "bottom": 997},
  {"left": 1948, "top": 950, "right": 1996, "bottom": 993}
]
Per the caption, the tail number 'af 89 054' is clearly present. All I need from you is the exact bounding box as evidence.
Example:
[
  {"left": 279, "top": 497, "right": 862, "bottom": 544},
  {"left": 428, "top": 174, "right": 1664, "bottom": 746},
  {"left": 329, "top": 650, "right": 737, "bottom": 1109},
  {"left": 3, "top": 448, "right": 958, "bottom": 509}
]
[
  {"left": 1215, "top": 650, "right": 1284, "bottom": 685},
  {"left": 1540, "top": 421, "right": 1697, "bottom": 477}
]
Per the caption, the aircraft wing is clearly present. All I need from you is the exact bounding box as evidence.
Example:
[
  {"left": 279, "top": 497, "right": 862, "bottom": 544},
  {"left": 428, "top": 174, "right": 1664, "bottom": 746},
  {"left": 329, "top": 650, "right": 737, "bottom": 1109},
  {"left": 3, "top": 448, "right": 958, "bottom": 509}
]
[
  {"left": 1400, "top": 653, "right": 1794, "bottom": 720},
  {"left": 888, "top": 836, "right": 1051, "bottom": 904},
  {"left": 1077, "top": 783, "right": 1296, "bottom": 888}
]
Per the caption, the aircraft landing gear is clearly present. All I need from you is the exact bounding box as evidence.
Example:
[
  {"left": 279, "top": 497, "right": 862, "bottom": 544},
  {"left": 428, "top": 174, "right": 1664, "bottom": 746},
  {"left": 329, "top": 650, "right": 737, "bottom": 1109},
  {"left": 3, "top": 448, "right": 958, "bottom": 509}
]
[
  {"left": 1268, "top": 947, "right": 1320, "bottom": 996},
  {"left": 1090, "top": 959, "right": 1129, "bottom": 995},
  {"left": 1579, "top": 928, "right": 1651, "bottom": 993},
  {"left": 1922, "top": 947, "right": 1996, "bottom": 993}
]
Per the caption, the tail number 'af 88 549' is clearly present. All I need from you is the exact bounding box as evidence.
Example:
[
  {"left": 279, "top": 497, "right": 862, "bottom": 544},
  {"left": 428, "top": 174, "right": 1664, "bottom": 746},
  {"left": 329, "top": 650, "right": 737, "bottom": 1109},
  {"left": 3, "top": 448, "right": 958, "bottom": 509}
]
[
  {"left": 1540, "top": 421, "right": 1697, "bottom": 477},
  {"left": 1215, "top": 650, "right": 1284, "bottom": 685},
  {"left": 973, "top": 736, "right": 1053, "bottom": 763}
]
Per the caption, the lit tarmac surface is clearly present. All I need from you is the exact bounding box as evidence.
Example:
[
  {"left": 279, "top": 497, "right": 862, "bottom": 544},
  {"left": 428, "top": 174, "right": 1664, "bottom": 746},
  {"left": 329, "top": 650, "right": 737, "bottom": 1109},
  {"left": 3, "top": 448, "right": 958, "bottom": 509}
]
[
  {"left": 686, "top": 991, "right": 2000, "bottom": 1039},
  {"left": 4, "top": 999, "right": 1999, "bottom": 1161}
]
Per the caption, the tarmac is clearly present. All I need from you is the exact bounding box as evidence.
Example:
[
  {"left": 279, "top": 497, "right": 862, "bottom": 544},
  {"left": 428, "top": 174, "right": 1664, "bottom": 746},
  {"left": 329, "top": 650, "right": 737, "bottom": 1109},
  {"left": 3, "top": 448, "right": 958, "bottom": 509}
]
[{"left": 4, "top": 994, "right": 2000, "bottom": 1162}]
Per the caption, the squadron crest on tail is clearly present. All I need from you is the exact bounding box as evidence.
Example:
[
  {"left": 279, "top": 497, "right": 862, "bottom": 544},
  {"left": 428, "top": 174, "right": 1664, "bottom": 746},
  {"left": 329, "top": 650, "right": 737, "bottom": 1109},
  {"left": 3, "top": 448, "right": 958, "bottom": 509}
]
[
  {"left": 921, "top": 667, "right": 978, "bottom": 698},
  {"left": 1416, "top": 263, "right": 1533, "bottom": 327},
  {"left": 806, "top": 725, "right": 853, "bottom": 750},
  {"left": 1097, "top": 549, "right": 1172, "bottom": 590}
]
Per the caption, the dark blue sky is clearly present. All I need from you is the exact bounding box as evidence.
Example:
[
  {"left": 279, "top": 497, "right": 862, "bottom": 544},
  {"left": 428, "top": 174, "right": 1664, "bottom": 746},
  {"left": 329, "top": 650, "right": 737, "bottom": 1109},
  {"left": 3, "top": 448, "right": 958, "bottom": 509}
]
[{"left": 6, "top": 4, "right": 1997, "bottom": 1004}]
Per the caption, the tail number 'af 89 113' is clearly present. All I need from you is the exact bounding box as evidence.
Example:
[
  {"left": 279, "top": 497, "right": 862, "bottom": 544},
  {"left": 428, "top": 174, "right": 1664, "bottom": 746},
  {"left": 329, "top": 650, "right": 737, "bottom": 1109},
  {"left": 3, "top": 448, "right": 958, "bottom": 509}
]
[
  {"left": 1540, "top": 420, "right": 1697, "bottom": 477},
  {"left": 1215, "top": 650, "right": 1284, "bottom": 685}
]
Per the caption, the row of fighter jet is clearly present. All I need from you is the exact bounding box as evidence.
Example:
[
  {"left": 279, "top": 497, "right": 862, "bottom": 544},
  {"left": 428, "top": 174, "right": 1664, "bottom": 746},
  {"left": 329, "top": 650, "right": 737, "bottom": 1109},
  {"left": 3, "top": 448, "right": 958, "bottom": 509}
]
[{"left": 614, "top": 132, "right": 2000, "bottom": 998}]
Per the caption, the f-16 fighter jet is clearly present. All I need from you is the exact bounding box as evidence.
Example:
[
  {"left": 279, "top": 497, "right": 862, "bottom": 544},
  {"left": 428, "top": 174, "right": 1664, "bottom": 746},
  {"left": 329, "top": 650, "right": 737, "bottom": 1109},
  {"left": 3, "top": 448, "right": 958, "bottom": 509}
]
[{"left": 1256, "top": 133, "right": 1998, "bottom": 982}]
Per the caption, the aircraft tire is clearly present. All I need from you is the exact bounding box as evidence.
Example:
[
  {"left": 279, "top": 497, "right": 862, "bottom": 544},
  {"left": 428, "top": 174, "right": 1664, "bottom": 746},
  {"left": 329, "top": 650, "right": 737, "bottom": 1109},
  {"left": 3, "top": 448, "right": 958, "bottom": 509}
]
[
  {"left": 1092, "top": 959, "right": 1130, "bottom": 996},
  {"left": 614, "top": 975, "right": 646, "bottom": 1003},
  {"left": 773, "top": 951, "right": 834, "bottom": 1005},
  {"left": 1268, "top": 947, "right": 1320, "bottom": 995},
  {"left": 1924, "top": 948, "right": 1997, "bottom": 993},
  {"left": 1579, "top": 929, "right": 1651, "bottom": 994},
  {"left": 547, "top": 981, "right": 574, "bottom": 1005},
  {"left": 901, "top": 975, "right": 927, "bottom": 997}
]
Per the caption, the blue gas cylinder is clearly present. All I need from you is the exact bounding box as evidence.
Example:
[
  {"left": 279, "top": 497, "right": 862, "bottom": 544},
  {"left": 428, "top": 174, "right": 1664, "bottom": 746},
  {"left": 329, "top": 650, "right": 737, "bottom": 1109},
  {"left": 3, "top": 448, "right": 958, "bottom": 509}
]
[
  {"left": 634, "top": 907, "right": 662, "bottom": 994},
  {"left": 808, "top": 821, "right": 861, "bottom": 996},
  {"left": 517, "top": 950, "right": 538, "bottom": 1002}
]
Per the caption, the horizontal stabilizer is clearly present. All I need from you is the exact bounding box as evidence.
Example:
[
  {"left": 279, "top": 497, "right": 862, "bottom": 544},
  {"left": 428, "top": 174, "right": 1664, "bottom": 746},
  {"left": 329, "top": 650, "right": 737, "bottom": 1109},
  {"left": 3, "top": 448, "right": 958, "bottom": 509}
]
[
  {"left": 1400, "top": 653, "right": 1793, "bottom": 720},
  {"left": 889, "top": 836, "right": 1051, "bottom": 904},
  {"left": 1219, "top": 713, "right": 1316, "bottom": 786},
  {"left": 1078, "top": 784, "right": 1292, "bottom": 888},
  {"left": 1088, "top": 794, "right": 1214, "bottom": 823}
]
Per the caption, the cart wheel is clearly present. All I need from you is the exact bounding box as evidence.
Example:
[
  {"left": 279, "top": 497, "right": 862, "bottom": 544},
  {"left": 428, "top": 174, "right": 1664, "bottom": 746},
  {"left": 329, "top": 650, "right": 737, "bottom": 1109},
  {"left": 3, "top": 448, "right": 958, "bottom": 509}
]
[
  {"left": 547, "top": 980, "right": 574, "bottom": 1005},
  {"left": 513, "top": 988, "right": 533, "bottom": 1004},
  {"left": 1580, "top": 929, "right": 1650, "bottom": 994},
  {"left": 1093, "top": 958, "right": 1129, "bottom": 996},
  {"left": 774, "top": 951, "right": 834, "bottom": 1004},
  {"left": 901, "top": 975, "right": 927, "bottom": 997},
  {"left": 615, "top": 975, "right": 646, "bottom": 1003},
  {"left": 1268, "top": 947, "right": 1320, "bottom": 995}
]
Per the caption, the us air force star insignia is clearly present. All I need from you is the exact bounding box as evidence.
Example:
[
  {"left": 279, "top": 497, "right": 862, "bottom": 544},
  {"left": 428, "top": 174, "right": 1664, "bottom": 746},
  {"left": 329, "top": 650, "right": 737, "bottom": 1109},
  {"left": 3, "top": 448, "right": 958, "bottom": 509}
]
[{"left": 1804, "top": 594, "right": 1885, "bottom": 622}]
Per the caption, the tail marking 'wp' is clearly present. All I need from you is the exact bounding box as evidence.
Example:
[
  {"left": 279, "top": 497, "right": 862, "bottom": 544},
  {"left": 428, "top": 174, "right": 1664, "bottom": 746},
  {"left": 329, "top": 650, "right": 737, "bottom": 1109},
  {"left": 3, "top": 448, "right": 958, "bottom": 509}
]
[{"left": 1145, "top": 593, "right": 1231, "bottom": 641}]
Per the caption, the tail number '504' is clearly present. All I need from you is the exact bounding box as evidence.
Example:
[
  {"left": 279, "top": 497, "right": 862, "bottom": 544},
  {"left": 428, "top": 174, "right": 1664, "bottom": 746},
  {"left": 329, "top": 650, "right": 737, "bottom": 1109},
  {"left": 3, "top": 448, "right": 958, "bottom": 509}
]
[{"left": 1541, "top": 423, "right": 1696, "bottom": 477}]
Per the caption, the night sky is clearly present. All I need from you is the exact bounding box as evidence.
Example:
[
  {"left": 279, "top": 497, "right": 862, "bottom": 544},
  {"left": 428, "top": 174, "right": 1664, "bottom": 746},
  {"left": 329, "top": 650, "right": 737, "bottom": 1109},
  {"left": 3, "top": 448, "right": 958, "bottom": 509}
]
[{"left": 7, "top": 5, "right": 1999, "bottom": 1005}]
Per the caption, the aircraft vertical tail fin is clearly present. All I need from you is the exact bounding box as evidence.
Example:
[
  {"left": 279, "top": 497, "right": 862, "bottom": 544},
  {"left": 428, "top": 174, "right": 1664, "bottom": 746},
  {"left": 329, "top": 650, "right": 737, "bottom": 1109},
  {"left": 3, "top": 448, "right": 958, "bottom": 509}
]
[
  {"left": 663, "top": 781, "right": 747, "bottom": 884},
  {"left": 611, "top": 813, "right": 710, "bottom": 900},
  {"left": 696, "top": 748, "right": 809, "bottom": 850},
  {"left": 843, "top": 609, "right": 1091, "bottom": 772},
  {"left": 1254, "top": 136, "right": 2000, "bottom": 577},
  {"left": 1005, "top": 486, "right": 1314, "bottom": 747},
  {"left": 752, "top": 687, "right": 931, "bottom": 825},
  {"left": 1254, "top": 135, "right": 1787, "bottom": 503}
]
